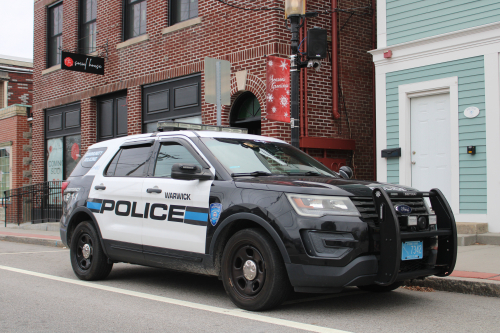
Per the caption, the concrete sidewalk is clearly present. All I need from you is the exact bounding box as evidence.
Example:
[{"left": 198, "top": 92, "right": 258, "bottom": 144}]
[{"left": 1, "top": 222, "right": 499, "bottom": 297}]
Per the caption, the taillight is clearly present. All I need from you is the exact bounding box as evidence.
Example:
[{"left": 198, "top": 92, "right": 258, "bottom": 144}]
[{"left": 61, "top": 181, "right": 69, "bottom": 194}]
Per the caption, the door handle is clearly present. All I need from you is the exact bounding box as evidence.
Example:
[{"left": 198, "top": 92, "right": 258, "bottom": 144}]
[
  {"left": 94, "top": 185, "right": 106, "bottom": 190},
  {"left": 411, "top": 161, "right": 416, "bottom": 165},
  {"left": 147, "top": 188, "right": 162, "bottom": 193}
]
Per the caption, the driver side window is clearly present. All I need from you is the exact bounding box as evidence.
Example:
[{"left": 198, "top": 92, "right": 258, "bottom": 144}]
[{"left": 154, "top": 142, "right": 201, "bottom": 177}]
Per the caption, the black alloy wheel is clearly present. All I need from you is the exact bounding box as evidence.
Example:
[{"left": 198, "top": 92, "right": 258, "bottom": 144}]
[
  {"left": 221, "top": 228, "right": 291, "bottom": 311},
  {"left": 230, "top": 245, "right": 266, "bottom": 297},
  {"left": 70, "top": 221, "right": 113, "bottom": 281},
  {"left": 76, "top": 232, "right": 94, "bottom": 270}
]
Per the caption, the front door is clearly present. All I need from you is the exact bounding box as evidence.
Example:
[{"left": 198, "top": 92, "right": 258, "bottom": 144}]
[
  {"left": 410, "top": 93, "right": 451, "bottom": 201},
  {"left": 142, "top": 138, "right": 213, "bottom": 255},
  {"left": 89, "top": 142, "right": 154, "bottom": 259}
]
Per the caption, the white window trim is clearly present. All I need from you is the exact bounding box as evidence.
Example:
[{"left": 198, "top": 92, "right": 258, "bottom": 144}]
[
  {"left": 397, "top": 77, "right": 459, "bottom": 214},
  {"left": 0, "top": 146, "right": 12, "bottom": 198}
]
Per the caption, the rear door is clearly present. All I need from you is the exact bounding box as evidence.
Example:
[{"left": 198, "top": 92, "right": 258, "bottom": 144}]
[
  {"left": 88, "top": 139, "right": 155, "bottom": 260},
  {"left": 142, "top": 137, "right": 214, "bottom": 255}
]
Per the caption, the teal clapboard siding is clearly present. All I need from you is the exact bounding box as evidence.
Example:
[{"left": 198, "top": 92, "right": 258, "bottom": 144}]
[
  {"left": 385, "top": 56, "right": 486, "bottom": 214},
  {"left": 386, "top": 0, "right": 500, "bottom": 45}
]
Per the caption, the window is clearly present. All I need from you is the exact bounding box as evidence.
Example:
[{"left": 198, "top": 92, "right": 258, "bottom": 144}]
[
  {"left": 124, "top": 0, "right": 147, "bottom": 40},
  {"left": 170, "top": 0, "right": 198, "bottom": 25},
  {"left": 79, "top": 0, "right": 97, "bottom": 54},
  {"left": 46, "top": 103, "right": 81, "bottom": 180},
  {"left": 97, "top": 92, "right": 128, "bottom": 142},
  {"left": 48, "top": 2, "right": 63, "bottom": 68},
  {"left": 142, "top": 74, "right": 201, "bottom": 133},
  {"left": 154, "top": 143, "right": 201, "bottom": 177},
  {"left": 230, "top": 92, "right": 261, "bottom": 135},
  {"left": 105, "top": 145, "right": 153, "bottom": 177},
  {"left": 0, "top": 147, "right": 10, "bottom": 197}
]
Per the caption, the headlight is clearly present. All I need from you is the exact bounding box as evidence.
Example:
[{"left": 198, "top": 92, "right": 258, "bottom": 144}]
[{"left": 286, "top": 194, "right": 360, "bottom": 217}]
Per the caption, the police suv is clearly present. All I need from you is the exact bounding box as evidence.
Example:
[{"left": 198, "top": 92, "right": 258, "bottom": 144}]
[{"left": 61, "top": 124, "right": 457, "bottom": 311}]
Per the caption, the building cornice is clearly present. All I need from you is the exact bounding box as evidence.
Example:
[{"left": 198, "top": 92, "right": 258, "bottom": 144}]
[{"left": 369, "top": 21, "right": 500, "bottom": 68}]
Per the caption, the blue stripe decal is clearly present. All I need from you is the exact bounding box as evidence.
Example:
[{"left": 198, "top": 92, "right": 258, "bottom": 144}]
[
  {"left": 87, "top": 202, "right": 102, "bottom": 210},
  {"left": 184, "top": 211, "right": 208, "bottom": 222}
]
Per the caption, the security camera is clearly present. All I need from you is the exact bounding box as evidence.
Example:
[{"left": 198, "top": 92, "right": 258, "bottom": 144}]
[{"left": 307, "top": 59, "right": 321, "bottom": 71}]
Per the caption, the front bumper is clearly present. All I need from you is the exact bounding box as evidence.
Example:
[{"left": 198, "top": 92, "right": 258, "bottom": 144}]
[{"left": 287, "top": 188, "right": 457, "bottom": 292}]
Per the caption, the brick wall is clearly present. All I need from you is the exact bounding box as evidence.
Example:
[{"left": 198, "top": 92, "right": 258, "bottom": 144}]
[
  {"left": 6, "top": 72, "right": 33, "bottom": 107},
  {"left": 0, "top": 114, "right": 31, "bottom": 189},
  {"left": 33, "top": 0, "right": 375, "bottom": 183}
]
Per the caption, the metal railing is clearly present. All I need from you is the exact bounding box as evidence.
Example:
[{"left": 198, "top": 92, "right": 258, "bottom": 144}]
[{"left": 2, "top": 181, "right": 63, "bottom": 226}]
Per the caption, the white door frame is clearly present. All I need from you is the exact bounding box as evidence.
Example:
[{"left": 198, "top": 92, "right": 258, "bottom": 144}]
[{"left": 398, "top": 77, "right": 459, "bottom": 214}]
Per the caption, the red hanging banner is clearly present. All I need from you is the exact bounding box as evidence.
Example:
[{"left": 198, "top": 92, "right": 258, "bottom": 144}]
[{"left": 266, "top": 56, "right": 290, "bottom": 123}]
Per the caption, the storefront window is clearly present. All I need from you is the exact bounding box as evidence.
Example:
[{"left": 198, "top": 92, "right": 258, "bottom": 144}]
[
  {"left": 46, "top": 135, "right": 81, "bottom": 181},
  {"left": 0, "top": 147, "right": 10, "bottom": 197},
  {"left": 65, "top": 135, "right": 82, "bottom": 177}
]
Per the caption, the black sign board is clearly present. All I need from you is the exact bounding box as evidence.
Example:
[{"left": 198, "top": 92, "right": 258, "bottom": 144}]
[{"left": 61, "top": 51, "right": 105, "bottom": 75}]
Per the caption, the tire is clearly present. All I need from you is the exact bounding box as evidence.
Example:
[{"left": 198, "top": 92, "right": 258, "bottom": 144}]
[
  {"left": 70, "top": 221, "right": 113, "bottom": 281},
  {"left": 221, "top": 228, "right": 291, "bottom": 311},
  {"left": 357, "top": 281, "right": 403, "bottom": 292}
]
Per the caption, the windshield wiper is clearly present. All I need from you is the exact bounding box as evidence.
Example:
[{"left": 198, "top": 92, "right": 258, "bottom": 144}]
[
  {"left": 286, "top": 171, "right": 325, "bottom": 176},
  {"left": 231, "top": 171, "right": 273, "bottom": 177}
]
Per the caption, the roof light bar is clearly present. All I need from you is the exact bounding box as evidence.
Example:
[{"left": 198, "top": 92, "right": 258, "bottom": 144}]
[{"left": 157, "top": 121, "right": 248, "bottom": 134}]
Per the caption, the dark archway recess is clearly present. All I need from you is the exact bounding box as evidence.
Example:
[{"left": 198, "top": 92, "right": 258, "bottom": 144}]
[{"left": 230, "top": 92, "right": 261, "bottom": 135}]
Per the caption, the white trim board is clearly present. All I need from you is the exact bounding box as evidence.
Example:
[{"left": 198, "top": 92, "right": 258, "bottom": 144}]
[
  {"left": 397, "top": 77, "right": 460, "bottom": 215},
  {"left": 484, "top": 53, "right": 500, "bottom": 232},
  {"left": 377, "top": 0, "right": 387, "bottom": 48},
  {"left": 376, "top": 73, "right": 387, "bottom": 182},
  {"left": 370, "top": 22, "right": 500, "bottom": 74}
]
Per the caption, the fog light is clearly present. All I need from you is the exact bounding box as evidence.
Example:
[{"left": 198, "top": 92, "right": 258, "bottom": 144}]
[{"left": 429, "top": 215, "right": 437, "bottom": 225}]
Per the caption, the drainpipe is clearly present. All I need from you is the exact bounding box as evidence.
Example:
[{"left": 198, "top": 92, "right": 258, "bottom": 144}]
[
  {"left": 332, "top": 0, "right": 340, "bottom": 119},
  {"left": 372, "top": 0, "right": 377, "bottom": 180}
]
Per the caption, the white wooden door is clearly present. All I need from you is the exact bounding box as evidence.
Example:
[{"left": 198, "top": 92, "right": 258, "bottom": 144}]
[{"left": 410, "top": 94, "right": 451, "bottom": 201}]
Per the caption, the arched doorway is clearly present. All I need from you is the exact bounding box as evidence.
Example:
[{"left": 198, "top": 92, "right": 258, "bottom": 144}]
[{"left": 230, "top": 92, "right": 261, "bottom": 135}]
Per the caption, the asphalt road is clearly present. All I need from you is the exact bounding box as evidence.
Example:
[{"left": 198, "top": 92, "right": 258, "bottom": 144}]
[{"left": 1, "top": 241, "right": 499, "bottom": 333}]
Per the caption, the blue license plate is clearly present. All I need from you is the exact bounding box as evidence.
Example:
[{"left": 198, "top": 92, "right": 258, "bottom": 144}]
[{"left": 401, "top": 241, "right": 423, "bottom": 261}]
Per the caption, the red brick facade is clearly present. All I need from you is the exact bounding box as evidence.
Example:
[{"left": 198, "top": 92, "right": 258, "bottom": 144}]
[
  {"left": 0, "top": 58, "right": 33, "bottom": 193},
  {"left": 33, "top": 0, "right": 375, "bottom": 183}
]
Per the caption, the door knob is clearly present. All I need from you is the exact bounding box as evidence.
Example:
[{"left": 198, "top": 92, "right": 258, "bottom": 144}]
[{"left": 411, "top": 161, "right": 416, "bottom": 165}]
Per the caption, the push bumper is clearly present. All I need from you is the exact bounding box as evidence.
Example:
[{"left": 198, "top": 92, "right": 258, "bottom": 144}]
[{"left": 286, "top": 188, "right": 457, "bottom": 292}]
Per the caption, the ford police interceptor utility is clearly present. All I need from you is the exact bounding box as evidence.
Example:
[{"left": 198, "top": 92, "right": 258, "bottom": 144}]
[{"left": 60, "top": 124, "right": 457, "bottom": 311}]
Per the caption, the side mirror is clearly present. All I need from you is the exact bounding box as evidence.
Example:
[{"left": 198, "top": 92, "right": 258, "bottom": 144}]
[
  {"left": 171, "top": 164, "right": 213, "bottom": 181},
  {"left": 339, "top": 166, "right": 353, "bottom": 179}
]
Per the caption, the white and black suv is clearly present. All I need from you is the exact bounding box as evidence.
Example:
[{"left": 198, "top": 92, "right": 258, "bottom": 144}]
[{"left": 60, "top": 129, "right": 457, "bottom": 311}]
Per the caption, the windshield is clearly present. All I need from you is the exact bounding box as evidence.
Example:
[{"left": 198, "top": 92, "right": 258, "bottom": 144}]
[{"left": 201, "top": 138, "right": 338, "bottom": 177}]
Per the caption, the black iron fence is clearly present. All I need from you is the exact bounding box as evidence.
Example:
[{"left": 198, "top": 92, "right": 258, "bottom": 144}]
[{"left": 2, "top": 181, "right": 63, "bottom": 226}]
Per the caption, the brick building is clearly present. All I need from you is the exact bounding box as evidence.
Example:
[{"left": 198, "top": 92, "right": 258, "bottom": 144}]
[
  {"left": 0, "top": 55, "right": 33, "bottom": 201},
  {"left": 32, "top": 0, "right": 375, "bottom": 184}
]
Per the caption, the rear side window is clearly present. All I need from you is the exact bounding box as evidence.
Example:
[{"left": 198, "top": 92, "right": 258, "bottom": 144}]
[
  {"left": 69, "top": 147, "right": 107, "bottom": 177},
  {"left": 105, "top": 144, "right": 153, "bottom": 177}
]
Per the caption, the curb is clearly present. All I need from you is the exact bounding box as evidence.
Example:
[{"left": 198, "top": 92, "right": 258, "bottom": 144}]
[
  {"left": 405, "top": 276, "right": 500, "bottom": 298},
  {"left": 0, "top": 235, "right": 65, "bottom": 248}
]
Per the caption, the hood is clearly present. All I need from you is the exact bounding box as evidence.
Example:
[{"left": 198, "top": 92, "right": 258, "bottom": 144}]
[{"left": 234, "top": 176, "right": 417, "bottom": 197}]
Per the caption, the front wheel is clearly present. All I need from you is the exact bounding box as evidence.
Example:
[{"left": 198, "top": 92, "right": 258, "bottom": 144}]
[
  {"left": 70, "top": 221, "right": 113, "bottom": 281},
  {"left": 221, "top": 228, "right": 291, "bottom": 311},
  {"left": 357, "top": 281, "right": 403, "bottom": 292}
]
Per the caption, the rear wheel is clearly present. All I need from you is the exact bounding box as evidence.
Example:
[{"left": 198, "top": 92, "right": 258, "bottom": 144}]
[
  {"left": 70, "top": 221, "right": 113, "bottom": 281},
  {"left": 357, "top": 281, "right": 403, "bottom": 292},
  {"left": 221, "top": 228, "right": 291, "bottom": 311}
]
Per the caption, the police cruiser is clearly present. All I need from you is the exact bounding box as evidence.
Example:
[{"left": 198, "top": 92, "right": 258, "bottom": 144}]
[{"left": 60, "top": 124, "right": 457, "bottom": 311}]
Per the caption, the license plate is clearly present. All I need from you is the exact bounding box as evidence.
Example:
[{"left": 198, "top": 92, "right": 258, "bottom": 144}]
[{"left": 401, "top": 241, "right": 423, "bottom": 261}]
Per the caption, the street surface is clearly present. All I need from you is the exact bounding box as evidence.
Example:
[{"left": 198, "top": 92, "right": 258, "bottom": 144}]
[{"left": 0, "top": 241, "right": 499, "bottom": 333}]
